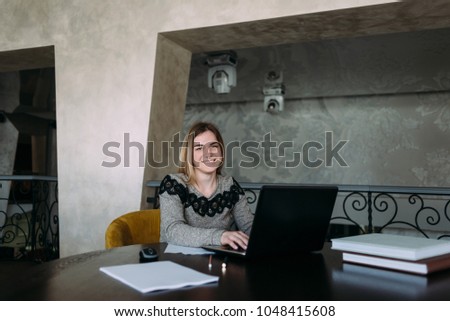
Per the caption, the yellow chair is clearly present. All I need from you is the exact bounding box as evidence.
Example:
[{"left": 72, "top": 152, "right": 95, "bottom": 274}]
[{"left": 105, "top": 209, "right": 160, "bottom": 249}]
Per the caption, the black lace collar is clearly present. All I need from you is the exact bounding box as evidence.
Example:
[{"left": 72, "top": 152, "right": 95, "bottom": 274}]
[{"left": 159, "top": 175, "right": 244, "bottom": 217}]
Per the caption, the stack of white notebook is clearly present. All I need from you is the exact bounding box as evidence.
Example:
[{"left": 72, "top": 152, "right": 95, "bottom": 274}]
[{"left": 331, "top": 233, "right": 450, "bottom": 275}]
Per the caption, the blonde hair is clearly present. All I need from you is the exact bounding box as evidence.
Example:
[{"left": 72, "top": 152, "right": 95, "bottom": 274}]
[{"left": 178, "top": 122, "right": 225, "bottom": 185}]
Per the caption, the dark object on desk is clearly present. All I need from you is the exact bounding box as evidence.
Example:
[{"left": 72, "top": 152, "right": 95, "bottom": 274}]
[
  {"left": 139, "top": 247, "right": 158, "bottom": 262},
  {"left": 203, "top": 184, "right": 338, "bottom": 258}
]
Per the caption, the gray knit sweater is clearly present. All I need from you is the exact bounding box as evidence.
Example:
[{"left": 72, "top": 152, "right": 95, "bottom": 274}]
[{"left": 159, "top": 173, "right": 254, "bottom": 247}]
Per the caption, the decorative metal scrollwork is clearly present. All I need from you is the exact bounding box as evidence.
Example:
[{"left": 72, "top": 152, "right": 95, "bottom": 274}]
[
  {"left": 336, "top": 190, "right": 450, "bottom": 239},
  {"left": 330, "top": 191, "right": 367, "bottom": 234},
  {"left": 145, "top": 180, "right": 450, "bottom": 240},
  {"left": 0, "top": 177, "right": 59, "bottom": 261},
  {"left": 243, "top": 188, "right": 257, "bottom": 205},
  {"left": 441, "top": 199, "right": 450, "bottom": 240}
]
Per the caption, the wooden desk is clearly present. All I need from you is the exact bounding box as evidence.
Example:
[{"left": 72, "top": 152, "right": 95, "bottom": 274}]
[{"left": 2, "top": 243, "right": 450, "bottom": 300}]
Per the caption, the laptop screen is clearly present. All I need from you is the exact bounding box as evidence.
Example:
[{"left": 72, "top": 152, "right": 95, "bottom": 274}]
[{"left": 245, "top": 185, "right": 338, "bottom": 258}]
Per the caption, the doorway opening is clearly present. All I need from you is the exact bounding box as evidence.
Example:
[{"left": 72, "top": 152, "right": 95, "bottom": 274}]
[{"left": 0, "top": 46, "right": 58, "bottom": 261}]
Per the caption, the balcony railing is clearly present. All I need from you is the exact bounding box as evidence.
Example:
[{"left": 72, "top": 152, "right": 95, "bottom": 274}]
[
  {"left": 0, "top": 175, "right": 59, "bottom": 261},
  {"left": 146, "top": 180, "right": 450, "bottom": 240}
]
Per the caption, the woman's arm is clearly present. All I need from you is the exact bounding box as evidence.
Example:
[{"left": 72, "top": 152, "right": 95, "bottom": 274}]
[
  {"left": 217, "top": 179, "right": 254, "bottom": 250},
  {"left": 232, "top": 194, "right": 254, "bottom": 235},
  {"left": 230, "top": 179, "right": 254, "bottom": 235}
]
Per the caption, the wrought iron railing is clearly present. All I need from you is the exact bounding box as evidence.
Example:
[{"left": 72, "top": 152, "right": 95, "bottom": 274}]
[
  {"left": 335, "top": 185, "right": 450, "bottom": 240},
  {"left": 0, "top": 175, "right": 59, "bottom": 261},
  {"left": 146, "top": 180, "right": 450, "bottom": 240}
]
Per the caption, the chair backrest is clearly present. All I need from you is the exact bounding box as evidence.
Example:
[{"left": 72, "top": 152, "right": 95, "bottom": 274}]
[{"left": 105, "top": 209, "right": 160, "bottom": 249}]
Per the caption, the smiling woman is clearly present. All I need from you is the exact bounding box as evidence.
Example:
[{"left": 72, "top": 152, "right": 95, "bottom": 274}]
[
  {"left": 179, "top": 122, "right": 226, "bottom": 188},
  {"left": 158, "top": 122, "right": 254, "bottom": 249}
]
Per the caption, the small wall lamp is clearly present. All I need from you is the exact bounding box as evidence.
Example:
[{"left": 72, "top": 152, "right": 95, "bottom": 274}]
[
  {"left": 206, "top": 51, "right": 238, "bottom": 94},
  {"left": 263, "top": 71, "right": 285, "bottom": 113}
]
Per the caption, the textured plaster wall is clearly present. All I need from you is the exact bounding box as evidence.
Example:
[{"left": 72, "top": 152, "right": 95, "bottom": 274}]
[
  {"left": 185, "top": 28, "right": 450, "bottom": 187},
  {"left": 1, "top": 0, "right": 395, "bottom": 257},
  {"left": 185, "top": 93, "right": 450, "bottom": 186}
]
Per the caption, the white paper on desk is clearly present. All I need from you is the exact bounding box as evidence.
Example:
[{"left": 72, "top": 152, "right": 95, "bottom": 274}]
[
  {"left": 100, "top": 261, "right": 218, "bottom": 293},
  {"left": 165, "top": 243, "right": 214, "bottom": 255}
]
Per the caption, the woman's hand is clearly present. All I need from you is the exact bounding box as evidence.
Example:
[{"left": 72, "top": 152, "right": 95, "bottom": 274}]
[{"left": 220, "top": 231, "right": 249, "bottom": 250}]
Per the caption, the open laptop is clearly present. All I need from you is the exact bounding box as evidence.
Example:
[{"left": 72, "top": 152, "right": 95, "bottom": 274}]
[{"left": 203, "top": 184, "right": 338, "bottom": 259}]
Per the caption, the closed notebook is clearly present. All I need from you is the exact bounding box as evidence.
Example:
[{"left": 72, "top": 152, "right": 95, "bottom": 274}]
[
  {"left": 342, "top": 251, "right": 450, "bottom": 275},
  {"left": 100, "top": 261, "right": 218, "bottom": 293},
  {"left": 331, "top": 233, "right": 450, "bottom": 261}
]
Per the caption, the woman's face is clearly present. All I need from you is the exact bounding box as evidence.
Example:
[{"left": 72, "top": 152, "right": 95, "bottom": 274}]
[{"left": 192, "top": 130, "right": 223, "bottom": 175}]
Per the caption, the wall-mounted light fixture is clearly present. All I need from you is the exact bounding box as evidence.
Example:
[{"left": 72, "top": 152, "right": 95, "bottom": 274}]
[
  {"left": 263, "top": 71, "right": 285, "bottom": 113},
  {"left": 206, "top": 51, "right": 237, "bottom": 94}
]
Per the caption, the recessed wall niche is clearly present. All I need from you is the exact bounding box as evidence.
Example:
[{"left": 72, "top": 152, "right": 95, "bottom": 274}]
[{"left": 183, "top": 27, "right": 450, "bottom": 187}]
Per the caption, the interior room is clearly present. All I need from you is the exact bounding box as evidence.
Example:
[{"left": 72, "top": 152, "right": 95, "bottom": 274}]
[
  {"left": 2, "top": 0, "right": 450, "bottom": 303},
  {"left": 1, "top": 0, "right": 450, "bottom": 260}
]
